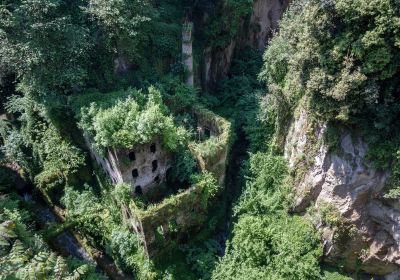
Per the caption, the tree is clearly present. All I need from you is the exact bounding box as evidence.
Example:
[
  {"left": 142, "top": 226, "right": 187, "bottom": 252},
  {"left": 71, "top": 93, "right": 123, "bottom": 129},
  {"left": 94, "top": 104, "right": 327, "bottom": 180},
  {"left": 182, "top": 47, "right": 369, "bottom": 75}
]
[
  {"left": 85, "top": 0, "right": 153, "bottom": 65},
  {"left": 212, "top": 153, "right": 322, "bottom": 280},
  {"left": 259, "top": 0, "right": 400, "bottom": 127},
  {"left": 0, "top": 0, "right": 90, "bottom": 95}
]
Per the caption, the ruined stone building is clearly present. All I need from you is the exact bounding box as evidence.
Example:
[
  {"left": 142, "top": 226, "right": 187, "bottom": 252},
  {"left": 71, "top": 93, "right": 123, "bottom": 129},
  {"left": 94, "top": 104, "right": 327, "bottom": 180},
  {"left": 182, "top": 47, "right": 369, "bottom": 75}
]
[
  {"left": 82, "top": 104, "right": 231, "bottom": 257},
  {"left": 84, "top": 136, "right": 172, "bottom": 195}
]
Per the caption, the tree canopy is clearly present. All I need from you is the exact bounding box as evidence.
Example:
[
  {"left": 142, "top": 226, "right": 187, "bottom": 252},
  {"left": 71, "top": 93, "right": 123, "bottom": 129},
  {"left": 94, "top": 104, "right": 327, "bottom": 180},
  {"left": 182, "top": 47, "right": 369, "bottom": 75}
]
[{"left": 75, "top": 87, "right": 189, "bottom": 151}]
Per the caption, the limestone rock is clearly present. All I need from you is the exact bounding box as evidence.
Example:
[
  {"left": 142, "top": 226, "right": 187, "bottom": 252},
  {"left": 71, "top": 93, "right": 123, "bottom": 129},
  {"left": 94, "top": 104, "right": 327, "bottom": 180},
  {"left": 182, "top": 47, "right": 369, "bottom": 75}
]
[{"left": 284, "top": 108, "right": 400, "bottom": 275}]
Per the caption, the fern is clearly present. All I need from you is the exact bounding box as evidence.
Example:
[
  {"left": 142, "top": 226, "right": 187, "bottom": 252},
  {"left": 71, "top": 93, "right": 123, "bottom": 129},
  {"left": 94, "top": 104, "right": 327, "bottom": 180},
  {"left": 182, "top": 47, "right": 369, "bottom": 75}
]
[
  {"left": 0, "top": 220, "right": 17, "bottom": 246},
  {"left": 66, "top": 264, "right": 90, "bottom": 280},
  {"left": 54, "top": 256, "right": 68, "bottom": 279}
]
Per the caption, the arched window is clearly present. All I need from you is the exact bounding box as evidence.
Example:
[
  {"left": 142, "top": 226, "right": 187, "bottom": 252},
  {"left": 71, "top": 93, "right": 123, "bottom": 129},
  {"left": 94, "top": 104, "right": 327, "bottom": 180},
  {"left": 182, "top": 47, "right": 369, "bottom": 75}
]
[
  {"left": 132, "top": 169, "right": 139, "bottom": 178},
  {"left": 150, "top": 143, "right": 156, "bottom": 153}
]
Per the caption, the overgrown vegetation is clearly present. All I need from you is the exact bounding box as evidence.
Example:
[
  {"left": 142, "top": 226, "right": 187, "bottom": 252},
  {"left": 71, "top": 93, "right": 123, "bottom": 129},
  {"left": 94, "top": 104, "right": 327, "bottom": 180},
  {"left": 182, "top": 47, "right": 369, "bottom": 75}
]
[
  {"left": 212, "top": 151, "right": 326, "bottom": 279},
  {"left": 1, "top": 0, "right": 397, "bottom": 278},
  {"left": 73, "top": 87, "right": 189, "bottom": 152},
  {"left": 60, "top": 183, "right": 156, "bottom": 278},
  {"left": 0, "top": 186, "right": 104, "bottom": 279},
  {"left": 259, "top": 0, "right": 400, "bottom": 186},
  {"left": 1, "top": 95, "right": 85, "bottom": 191}
]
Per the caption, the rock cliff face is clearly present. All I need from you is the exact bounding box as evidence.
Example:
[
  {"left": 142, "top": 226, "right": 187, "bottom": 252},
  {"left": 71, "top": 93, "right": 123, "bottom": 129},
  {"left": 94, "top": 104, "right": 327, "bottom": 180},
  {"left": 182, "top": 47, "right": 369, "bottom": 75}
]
[
  {"left": 202, "top": 0, "right": 290, "bottom": 89},
  {"left": 247, "top": 0, "right": 291, "bottom": 50},
  {"left": 284, "top": 108, "right": 400, "bottom": 276}
]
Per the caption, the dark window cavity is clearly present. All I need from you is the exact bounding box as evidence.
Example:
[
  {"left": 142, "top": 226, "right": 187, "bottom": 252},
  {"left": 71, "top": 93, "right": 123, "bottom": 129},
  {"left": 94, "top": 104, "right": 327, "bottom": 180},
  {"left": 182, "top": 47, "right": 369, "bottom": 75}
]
[
  {"left": 128, "top": 151, "right": 136, "bottom": 161},
  {"left": 134, "top": 185, "right": 142, "bottom": 195},
  {"left": 204, "top": 128, "right": 211, "bottom": 138},
  {"left": 154, "top": 175, "right": 160, "bottom": 183},
  {"left": 132, "top": 169, "right": 139, "bottom": 178},
  {"left": 150, "top": 143, "right": 156, "bottom": 153},
  {"left": 152, "top": 160, "right": 158, "bottom": 172}
]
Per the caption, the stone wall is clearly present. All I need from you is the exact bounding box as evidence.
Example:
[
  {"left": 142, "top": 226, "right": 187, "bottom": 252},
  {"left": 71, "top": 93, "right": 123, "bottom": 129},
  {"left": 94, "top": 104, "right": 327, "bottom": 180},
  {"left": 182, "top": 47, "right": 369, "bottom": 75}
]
[
  {"left": 84, "top": 136, "right": 172, "bottom": 194},
  {"left": 126, "top": 185, "right": 208, "bottom": 256},
  {"left": 84, "top": 135, "right": 122, "bottom": 183},
  {"left": 111, "top": 140, "right": 172, "bottom": 194},
  {"left": 125, "top": 106, "right": 231, "bottom": 257},
  {"left": 189, "top": 106, "right": 231, "bottom": 186}
]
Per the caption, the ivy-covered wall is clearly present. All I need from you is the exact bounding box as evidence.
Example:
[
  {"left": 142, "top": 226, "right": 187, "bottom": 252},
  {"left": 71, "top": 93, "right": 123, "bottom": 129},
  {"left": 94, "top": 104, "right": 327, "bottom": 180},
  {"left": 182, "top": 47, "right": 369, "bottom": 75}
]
[
  {"left": 124, "top": 107, "right": 231, "bottom": 257},
  {"left": 189, "top": 106, "right": 232, "bottom": 185}
]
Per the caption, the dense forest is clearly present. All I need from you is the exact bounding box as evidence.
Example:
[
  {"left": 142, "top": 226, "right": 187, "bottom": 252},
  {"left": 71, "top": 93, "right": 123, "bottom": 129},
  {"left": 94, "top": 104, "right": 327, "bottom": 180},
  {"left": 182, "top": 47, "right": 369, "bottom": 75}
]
[{"left": 1, "top": 0, "right": 399, "bottom": 279}]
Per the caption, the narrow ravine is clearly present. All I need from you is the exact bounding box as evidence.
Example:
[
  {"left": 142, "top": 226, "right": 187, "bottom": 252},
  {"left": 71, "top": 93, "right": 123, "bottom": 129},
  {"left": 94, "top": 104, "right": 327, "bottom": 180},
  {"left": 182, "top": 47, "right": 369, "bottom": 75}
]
[{"left": 24, "top": 186, "right": 133, "bottom": 280}]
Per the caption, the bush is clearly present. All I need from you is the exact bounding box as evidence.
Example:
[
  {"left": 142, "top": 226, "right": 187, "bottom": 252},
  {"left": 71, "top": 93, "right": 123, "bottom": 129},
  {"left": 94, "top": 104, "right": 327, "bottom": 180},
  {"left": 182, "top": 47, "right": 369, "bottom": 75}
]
[
  {"left": 259, "top": 0, "right": 400, "bottom": 160},
  {"left": 0, "top": 193, "right": 103, "bottom": 279},
  {"left": 191, "top": 172, "right": 219, "bottom": 207},
  {"left": 212, "top": 214, "right": 322, "bottom": 280},
  {"left": 212, "top": 150, "right": 324, "bottom": 280},
  {"left": 170, "top": 148, "right": 197, "bottom": 184},
  {"left": 77, "top": 87, "right": 189, "bottom": 152},
  {"left": 182, "top": 239, "right": 220, "bottom": 280}
]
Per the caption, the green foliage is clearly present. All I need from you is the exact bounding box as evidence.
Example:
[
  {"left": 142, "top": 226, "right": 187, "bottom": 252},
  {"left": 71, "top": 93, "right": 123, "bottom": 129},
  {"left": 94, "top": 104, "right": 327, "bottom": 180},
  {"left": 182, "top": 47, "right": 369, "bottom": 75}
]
[
  {"left": 260, "top": 0, "right": 400, "bottom": 153},
  {"left": 181, "top": 239, "right": 220, "bottom": 280},
  {"left": 62, "top": 186, "right": 109, "bottom": 242},
  {"left": 383, "top": 150, "right": 400, "bottom": 199},
  {"left": 213, "top": 214, "right": 322, "bottom": 280},
  {"left": 112, "top": 183, "right": 132, "bottom": 206},
  {"left": 260, "top": 0, "right": 400, "bottom": 121},
  {"left": 204, "top": 0, "right": 254, "bottom": 48},
  {"left": 191, "top": 171, "right": 219, "bottom": 207},
  {"left": 0, "top": 220, "right": 17, "bottom": 247},
  {"left": 189, "top": 106, "right": 232, "bottom": 170},
  {"left": 384, "top": 186, "right": 400, "bottom": 199},
  {"left": 192, "top": 137, "right": 222, "bottom": 160},
  {"left": 0, "top": 193, "right": 103, "bottom": 279},
  {"left": 234, "top": 153, "right": 290, "bottom": 216},
  {"left": 84, "top": 0, "right": 153, "bottom": 74},
  {"left": 85, "top": 0, "right": 152, "bottom": 40},
  {"left": 324, "top": 124, "right": 341, "bottom": 153},
  {"left": 61, "top": 184, "right": 157, "bottom": 277},
  {"left": 3, "top": 95, "right": 85, "bottom": 189},
  {"left": 0, "top": 0, "right": 90, "bottom": 95},
  {"left": 77, "top": 87, "right": 189, "bottom": 152},
  {"left": 212, "top": 150, "right": 324, "bottom": 280},
  {"left": 156, "top": 76, "right": 199, "bottom": 114},
  {"left": 33, "top": 126, "right": 85, "bottom": 189},
  {"left": 202, "top": 47, "right": 271, "bottom": 153},
  {"left": 170, "top": 148, "right": 197, "bottom": 184},
  {"left": 107, "top": 225, "right": 139, "bottom": 270},
  {"left": 319, "top": 202, "right": 343, "bottom": 228}
]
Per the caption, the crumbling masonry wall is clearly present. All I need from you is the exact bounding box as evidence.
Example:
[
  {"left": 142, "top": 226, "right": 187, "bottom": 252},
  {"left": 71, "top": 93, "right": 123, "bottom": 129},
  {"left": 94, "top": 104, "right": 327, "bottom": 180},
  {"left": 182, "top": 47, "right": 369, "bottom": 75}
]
[
  {"left": 182, "top": 22, "right": 194, "bottom": 86},
  {"left": 84, "top": 137, "right": 172, "bottom": 194},
  {"left": 126, "top": 107, "right": 231, "bottom": 257},
  {"left": 189, "top": 106, "right": 231, "bottom": 185}
]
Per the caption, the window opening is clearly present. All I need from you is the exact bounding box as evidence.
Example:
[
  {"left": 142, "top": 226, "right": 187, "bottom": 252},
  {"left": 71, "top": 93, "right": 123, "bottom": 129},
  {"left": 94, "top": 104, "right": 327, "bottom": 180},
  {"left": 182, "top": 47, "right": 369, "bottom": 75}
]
[
  {"left": 128, "top": 151, "right": 136, "bottom": 161},
  {"left": 152, "top": 160, "right": 158, "bottom": 172},
  {"left": 134, "top": 185, "right": 142, "bottom": 195}
]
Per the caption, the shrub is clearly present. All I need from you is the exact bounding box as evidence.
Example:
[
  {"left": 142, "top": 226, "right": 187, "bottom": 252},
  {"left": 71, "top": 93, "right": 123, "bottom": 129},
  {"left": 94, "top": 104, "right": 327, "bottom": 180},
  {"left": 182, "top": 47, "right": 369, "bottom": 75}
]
[
  {"left": 77, "top": 87, "right": 189, "bottom": 152},
  {"left": 170, "top": 147, "right": 197, "bottom": 184}
]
